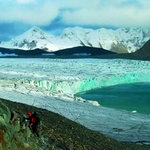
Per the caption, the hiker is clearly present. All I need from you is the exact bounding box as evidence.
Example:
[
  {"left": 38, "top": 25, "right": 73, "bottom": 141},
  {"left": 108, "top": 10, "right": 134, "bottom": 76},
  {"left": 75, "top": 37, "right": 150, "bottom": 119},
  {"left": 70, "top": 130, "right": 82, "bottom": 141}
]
[
  {"left": 10, "top": 111, "right": 15, "bottom": 123},
  {"left": 25, "top": 111, "right": 40, "bottom": 137}
]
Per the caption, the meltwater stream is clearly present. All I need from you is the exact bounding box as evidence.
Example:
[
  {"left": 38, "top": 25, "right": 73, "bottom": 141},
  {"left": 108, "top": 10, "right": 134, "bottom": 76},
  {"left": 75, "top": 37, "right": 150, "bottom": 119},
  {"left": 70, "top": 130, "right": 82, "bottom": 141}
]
[{"left": 75, "top": 82, "right": 150, "bottom": 115}]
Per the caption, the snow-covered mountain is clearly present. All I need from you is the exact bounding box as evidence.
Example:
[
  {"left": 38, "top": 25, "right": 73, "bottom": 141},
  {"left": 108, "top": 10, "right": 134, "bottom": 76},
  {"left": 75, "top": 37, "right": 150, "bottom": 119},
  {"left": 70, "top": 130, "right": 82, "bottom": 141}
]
[
  {"left": 0, "top": 26, "right": 150, "bottom": 53},
  {"left": 0, "top": 26, "right": 57, "bottom": 51}
]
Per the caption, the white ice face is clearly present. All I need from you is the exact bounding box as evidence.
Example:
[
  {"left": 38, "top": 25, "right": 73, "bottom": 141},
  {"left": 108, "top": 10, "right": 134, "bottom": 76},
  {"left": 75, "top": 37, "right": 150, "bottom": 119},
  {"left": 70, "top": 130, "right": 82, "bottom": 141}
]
[
  {"left": 1, "top": 58, "right": 150, "bottom": 97},
  {"left": 0, "top": 58, "right": 150, "bottom": 144}
]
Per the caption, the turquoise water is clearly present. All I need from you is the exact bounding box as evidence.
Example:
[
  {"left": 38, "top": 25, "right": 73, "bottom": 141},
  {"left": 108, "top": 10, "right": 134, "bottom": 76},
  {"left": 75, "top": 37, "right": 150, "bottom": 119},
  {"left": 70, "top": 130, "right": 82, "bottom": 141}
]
[{"left": 75, "top": 82, "right": 150, "bottom": 115}]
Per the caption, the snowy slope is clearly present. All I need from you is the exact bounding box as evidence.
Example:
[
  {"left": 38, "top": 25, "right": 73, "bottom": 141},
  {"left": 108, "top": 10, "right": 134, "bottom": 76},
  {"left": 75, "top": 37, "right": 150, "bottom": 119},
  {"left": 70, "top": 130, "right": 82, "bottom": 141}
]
[
  {"left": 0, "top": 26, "right": 58, "bottom": 51},
  {"left": 0, "top": 26, "right": 150, "bottom": 53}
]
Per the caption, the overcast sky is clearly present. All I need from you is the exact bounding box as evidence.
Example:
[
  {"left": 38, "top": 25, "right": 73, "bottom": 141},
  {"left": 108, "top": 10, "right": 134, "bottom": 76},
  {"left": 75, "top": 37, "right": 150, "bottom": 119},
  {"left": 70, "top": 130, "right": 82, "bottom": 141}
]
[{"left": 0, "top": 0, "right": 150, "bottom": 41}]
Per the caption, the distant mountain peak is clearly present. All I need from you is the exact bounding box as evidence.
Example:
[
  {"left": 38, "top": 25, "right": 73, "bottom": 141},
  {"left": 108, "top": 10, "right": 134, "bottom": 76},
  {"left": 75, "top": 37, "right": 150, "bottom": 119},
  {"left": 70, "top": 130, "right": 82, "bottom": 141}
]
[
  {"left": 0, "top": 26, "right": 55, "bottom": 50},
  {"left": 30, "top": 26, "right": 41, "bottom": 31},
  {"left": 0, "top": 26, "right": 149, "bottom": 53},
  {"left": 19, "top": 26, "right": 52, "bottom": 39},
  {"left": 26, "top": 26, "right": 47, "bottom": 36}
]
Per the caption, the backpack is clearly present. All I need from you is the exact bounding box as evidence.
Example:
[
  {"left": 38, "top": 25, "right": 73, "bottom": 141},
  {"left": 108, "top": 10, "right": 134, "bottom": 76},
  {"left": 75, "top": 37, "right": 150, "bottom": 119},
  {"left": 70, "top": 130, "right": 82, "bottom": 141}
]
[{"left": 32, "top": 112, "right": 40, "bottom": 124}]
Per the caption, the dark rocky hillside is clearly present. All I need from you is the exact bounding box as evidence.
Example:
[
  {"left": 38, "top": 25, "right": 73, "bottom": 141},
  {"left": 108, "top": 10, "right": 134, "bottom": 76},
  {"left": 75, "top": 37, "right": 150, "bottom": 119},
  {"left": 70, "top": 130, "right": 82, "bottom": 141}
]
[
  {"left": 0, "top": 47, "right": 51, "bottom": 56},
  {"left": 0, "top": 98, "right": 149, "bottom": 150},
  {"left": 0, "top": 46, "right": 116, "bottom": 58},
  {"left": 53, "top": 46, "right": 116, "bottom": 56},
  {"left": 118, "top": 39, "right": 150, "bottom": 60},
  {"left": 93, "top": 39, "right": 150, "bottom": 61},
  {"left": 133, "top": 39, "right": 150, "bottom": 59}
]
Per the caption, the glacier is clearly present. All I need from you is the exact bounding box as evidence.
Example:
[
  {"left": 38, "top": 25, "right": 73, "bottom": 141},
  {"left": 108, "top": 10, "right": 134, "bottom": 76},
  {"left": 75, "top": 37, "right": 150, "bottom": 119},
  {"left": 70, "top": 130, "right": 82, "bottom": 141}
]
[
  {"left": 0, "top": 58, "right": 150, "bottom": 144},
  {"left": 27, "top": 72, "right": 150, "bottom": 100}
]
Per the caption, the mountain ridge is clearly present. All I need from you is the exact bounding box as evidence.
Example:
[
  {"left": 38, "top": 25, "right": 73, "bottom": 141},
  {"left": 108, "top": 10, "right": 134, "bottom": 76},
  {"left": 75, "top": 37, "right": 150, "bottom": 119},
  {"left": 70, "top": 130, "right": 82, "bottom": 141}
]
[
  {"left": 0, "top": 26, "right": 149, "bottom": 53},
  {"left": 0, "top": 39, "right": 150, "bottom": 60}
]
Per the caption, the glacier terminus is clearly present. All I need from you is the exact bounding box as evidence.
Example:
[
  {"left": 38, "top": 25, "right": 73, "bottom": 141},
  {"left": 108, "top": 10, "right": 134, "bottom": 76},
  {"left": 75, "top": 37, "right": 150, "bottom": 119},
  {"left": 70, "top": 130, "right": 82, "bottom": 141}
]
[{"left": 0, "top": 58, "right": 150, "bottom": 144}]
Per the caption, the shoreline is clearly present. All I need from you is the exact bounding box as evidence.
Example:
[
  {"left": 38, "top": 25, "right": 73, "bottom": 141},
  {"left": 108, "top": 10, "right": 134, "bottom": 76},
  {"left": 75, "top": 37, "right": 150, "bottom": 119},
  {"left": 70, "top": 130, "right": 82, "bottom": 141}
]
[{"left": 0, "top": 89, "right": 150, "bottom": 144}]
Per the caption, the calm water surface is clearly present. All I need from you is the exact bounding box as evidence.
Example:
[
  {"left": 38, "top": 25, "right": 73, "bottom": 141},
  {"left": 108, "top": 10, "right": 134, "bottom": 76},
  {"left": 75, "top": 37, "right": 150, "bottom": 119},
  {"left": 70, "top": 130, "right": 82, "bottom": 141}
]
[{"left": 75, "top": 82, "right": 150, "bottom": 115}]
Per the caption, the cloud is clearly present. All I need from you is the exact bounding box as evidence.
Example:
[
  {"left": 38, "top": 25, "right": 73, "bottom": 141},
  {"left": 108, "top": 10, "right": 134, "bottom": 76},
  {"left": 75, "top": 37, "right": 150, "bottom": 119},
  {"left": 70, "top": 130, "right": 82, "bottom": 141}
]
[
  {"left": 60, "top": 0, "right": 150, "bottom": 27},
  {"left": 16, "top": 0, "right": 36, "bottom": 4},
  {"left": 0, "top": 0, "right": 149, "bottom": 28},
  {"left": 0, "top": 1, "right": 59, "bottom": 26}
]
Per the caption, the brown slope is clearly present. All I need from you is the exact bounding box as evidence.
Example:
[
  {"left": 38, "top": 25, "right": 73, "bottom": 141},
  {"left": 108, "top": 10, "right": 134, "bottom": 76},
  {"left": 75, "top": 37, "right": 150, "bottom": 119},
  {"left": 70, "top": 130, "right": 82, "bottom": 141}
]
[{"left": 1, "top": 98, "right": 150, "bottom": 150}]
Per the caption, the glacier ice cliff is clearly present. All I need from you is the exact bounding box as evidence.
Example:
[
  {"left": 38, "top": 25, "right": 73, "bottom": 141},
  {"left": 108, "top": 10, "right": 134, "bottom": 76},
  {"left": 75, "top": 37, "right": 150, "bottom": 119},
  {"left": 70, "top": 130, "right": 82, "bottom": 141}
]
[{"left": 0, "top": 58, "right": 150, "bottom": 144}]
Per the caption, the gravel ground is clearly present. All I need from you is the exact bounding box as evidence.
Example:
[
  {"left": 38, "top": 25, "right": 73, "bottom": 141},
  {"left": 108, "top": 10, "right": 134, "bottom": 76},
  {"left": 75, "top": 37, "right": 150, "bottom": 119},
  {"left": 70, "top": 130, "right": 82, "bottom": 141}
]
[{"left": 1, "top": 98, "right": 150, "bottom": 150}]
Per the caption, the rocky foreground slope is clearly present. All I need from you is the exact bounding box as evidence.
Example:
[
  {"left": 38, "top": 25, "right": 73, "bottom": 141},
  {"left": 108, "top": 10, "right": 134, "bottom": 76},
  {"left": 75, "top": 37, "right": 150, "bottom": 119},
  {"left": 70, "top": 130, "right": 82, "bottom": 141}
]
[{"left": 0, "top": 98, "right": 150, "bottom": 150}]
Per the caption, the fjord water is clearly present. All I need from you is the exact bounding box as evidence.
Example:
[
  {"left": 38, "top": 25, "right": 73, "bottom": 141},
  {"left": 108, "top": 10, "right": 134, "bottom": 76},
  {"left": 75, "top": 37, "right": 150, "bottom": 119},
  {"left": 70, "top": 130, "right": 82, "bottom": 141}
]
[{"left": 75, "top": 82, "right": 150, "bottom": 115}]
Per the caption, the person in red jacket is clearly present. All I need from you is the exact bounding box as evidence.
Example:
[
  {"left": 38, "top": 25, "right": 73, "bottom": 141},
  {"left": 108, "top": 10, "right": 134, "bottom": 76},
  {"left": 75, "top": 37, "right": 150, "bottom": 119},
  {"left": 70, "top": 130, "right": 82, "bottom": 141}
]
[{"left": 27, "top": 111, "right": 40, "bottom": 137}]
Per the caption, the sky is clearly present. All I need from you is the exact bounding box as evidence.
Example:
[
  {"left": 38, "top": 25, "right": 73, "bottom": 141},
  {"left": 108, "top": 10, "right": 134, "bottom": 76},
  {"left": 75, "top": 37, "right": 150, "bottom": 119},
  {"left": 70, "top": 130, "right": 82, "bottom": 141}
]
[{"left": 0, "top": 0, "right": 150, "bottom": 41}]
